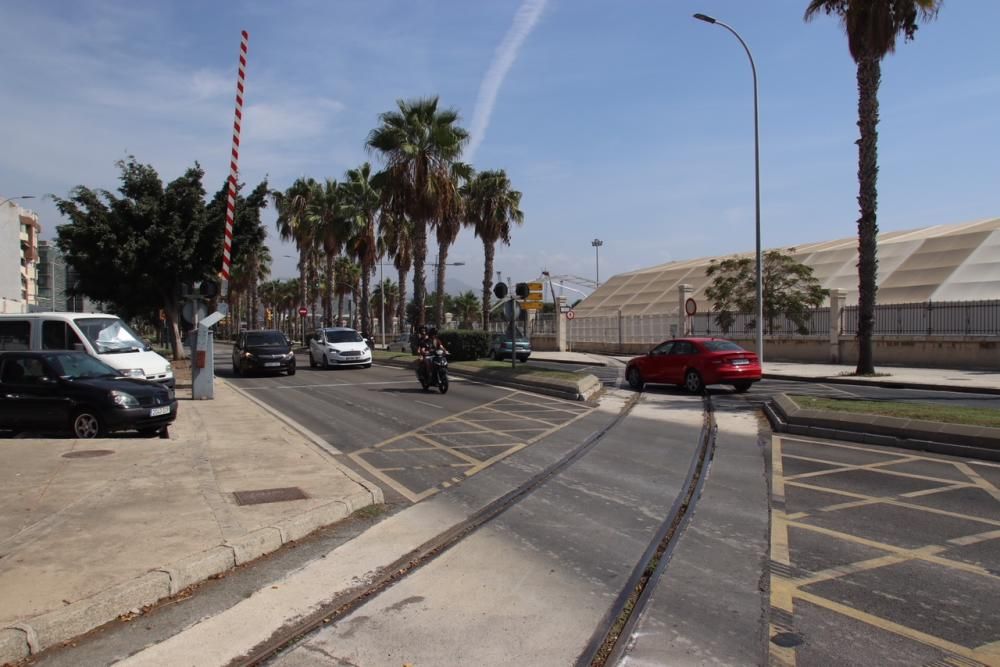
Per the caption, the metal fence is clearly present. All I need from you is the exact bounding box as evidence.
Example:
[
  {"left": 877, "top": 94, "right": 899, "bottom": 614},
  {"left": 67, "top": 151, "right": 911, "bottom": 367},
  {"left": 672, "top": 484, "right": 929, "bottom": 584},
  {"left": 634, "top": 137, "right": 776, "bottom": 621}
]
[{"left": 563, "top": 299, "right": 1000, "bottom": 345}]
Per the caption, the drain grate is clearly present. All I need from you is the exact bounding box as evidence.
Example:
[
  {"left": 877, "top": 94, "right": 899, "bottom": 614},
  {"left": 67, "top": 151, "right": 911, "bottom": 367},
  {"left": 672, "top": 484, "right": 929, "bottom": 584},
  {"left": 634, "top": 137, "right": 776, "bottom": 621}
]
[
  {"left": 62, "top": 450, "right": 114, "bottom": 459},
  {"left": 233, "top": 487, "right": 308, "bottom": 506}
]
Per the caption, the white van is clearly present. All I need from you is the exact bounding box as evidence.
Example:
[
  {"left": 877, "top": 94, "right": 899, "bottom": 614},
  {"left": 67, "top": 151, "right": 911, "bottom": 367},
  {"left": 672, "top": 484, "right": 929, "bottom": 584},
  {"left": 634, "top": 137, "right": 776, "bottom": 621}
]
[{"left": 0, "top": 312, "right": 174, "bottom": 387}]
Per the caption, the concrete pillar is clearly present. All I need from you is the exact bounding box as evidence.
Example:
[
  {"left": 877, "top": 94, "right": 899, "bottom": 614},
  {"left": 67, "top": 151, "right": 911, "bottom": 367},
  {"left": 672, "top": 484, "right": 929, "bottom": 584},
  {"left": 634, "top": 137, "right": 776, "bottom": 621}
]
[
  {"left": 677, "top": 283, "right": 693, "bottom": 337},
  {"left": 556, "top": 295, "right": 567, "bottom": 352},
  {"left": 829, "top": 289, "right": 846, "bottom": 363}
]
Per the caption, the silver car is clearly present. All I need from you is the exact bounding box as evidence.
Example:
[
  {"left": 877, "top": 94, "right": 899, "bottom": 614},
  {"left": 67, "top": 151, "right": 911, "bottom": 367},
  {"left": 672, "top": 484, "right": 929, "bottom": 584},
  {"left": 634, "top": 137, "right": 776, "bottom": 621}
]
[{"left": 308, "top": 327, "right": 373, "bottom": 369}]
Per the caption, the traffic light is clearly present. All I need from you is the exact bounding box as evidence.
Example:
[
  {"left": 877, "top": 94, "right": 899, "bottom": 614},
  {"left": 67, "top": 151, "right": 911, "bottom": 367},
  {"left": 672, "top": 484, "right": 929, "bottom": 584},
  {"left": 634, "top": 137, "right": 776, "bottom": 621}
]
[
  {"left": 515, "top": 282, "right": 530, "bottom": 299},
  {"left": 494, "top": 282, "right": 508, "bottom": 299}
]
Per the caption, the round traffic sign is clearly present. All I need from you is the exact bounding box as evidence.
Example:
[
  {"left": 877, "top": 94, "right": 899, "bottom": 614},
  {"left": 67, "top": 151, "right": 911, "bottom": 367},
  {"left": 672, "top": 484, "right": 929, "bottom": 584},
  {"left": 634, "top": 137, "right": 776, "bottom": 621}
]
[
  {"left": 684, "top": 298, "right": 697, "bottom": 316},
  {"left": 566, "top": 309, "right": 575, "bottom": 320},
  {"left": 298, "top": 306, "right": 308, "bottom": 317}
]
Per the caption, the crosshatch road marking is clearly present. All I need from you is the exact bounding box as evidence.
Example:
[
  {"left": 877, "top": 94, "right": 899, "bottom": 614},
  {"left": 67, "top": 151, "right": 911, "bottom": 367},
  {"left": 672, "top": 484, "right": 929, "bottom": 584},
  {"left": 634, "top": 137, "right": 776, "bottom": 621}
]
[
  {"left": 347, "top": 391, "right": 591, "bottom": 502},
  {"left": 770, "top": 435, "right": 1000, "bottom": 666}
]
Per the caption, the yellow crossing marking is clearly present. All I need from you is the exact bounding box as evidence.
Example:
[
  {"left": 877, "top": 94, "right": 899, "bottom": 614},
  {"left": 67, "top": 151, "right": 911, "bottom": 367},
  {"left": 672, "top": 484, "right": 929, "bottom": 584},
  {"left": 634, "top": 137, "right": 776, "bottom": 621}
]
[{"left": 956, "top": 462, "right": 1000, "bottom": 502}]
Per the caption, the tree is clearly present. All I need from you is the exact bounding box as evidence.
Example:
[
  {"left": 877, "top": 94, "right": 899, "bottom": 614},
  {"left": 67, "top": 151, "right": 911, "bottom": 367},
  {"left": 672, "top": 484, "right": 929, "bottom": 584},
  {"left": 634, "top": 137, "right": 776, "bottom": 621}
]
[
  {"left": 705, "top": 250, "right": 828, "bottom": 335},
  {"left": 805, "top": 0, "right": 940, "bottom": 373},
  {"left": 452, "top": 291, "right": 481, "bottom": 329},
  {"left": 54, "top": 157, "right": 216, "bottom": 360},
  {"left": 272, "top": 177, "right": 318, "bottom": 340},
  {"left": 380, "top": 210, "right": 414, "bottom": 331},
  {"left": 464, "top": 169, "right": 524, "bottom": 328},
  {"left": 366, "top": 96, "right": 469, "bottom": 329},
  {"left": 333, "top": 256, "right": 360, "bottom": 326},
  {"left": 310, "top": 178, "right": 348, "bottom": 327},
  {"left": 342, "top": 163, "right": 381, "bottom": 337},
  {"left": 372, "top": 278, "right": 400, "bottom": 333}
]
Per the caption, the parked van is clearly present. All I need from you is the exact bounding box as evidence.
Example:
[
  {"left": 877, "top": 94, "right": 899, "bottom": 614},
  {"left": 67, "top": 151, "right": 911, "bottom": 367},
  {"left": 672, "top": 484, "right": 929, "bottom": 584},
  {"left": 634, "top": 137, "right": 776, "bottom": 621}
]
[{"left": 0, "top": 313, "right": 174, "bottom": 387}]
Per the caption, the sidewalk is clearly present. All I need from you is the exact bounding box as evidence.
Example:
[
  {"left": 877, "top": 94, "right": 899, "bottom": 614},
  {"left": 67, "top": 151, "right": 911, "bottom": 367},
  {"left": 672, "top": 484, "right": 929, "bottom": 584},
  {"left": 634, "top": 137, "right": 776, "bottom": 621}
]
[{"left": 0, "top": 379, "right": 382, "bottom": 665}]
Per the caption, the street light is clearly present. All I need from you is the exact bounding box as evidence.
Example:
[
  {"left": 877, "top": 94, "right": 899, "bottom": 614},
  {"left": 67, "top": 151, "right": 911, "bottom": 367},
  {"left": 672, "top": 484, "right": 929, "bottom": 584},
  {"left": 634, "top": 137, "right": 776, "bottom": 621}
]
[
  {"left": 693, "top": 12, "right": 763, "bottom": 363},
  {"left": 0, "top": 195, "right": 36, "bottom": 207},
  {"left": 432, "top": 256, "right": 465, "bottom": 327},
  {"left": 591, "top": 239, "right": 603, "bottom": 287}
]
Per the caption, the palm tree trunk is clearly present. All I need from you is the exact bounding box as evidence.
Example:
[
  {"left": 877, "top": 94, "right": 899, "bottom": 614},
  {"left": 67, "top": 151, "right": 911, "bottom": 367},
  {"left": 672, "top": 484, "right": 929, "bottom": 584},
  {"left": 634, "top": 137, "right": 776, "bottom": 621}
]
[
  {"left": 482, "top": 240, "right": 495, "bottom": 329},
  {"left": 434, "top": 237, "right": 450, "bottom": 327},
  {"left": 855, "top": 55, "right": 880, "bottom": 375},
  {"left": 298, "top": 249, "right": 308, "bottom": 343},
  {"left": 324, "top": 253, "right": 334, "bottom": 327},
  {"left": 412, "top": 219, "right": 428, "bottom": 328},
  {"left": 397, "top": 267, "right": 408, "bottom": 332},
  {"left": 338, "top": 292, "right": 345, "bottom": 325},
  {"left": 361, "top": 267, "right": 372, "bottom": 336}
]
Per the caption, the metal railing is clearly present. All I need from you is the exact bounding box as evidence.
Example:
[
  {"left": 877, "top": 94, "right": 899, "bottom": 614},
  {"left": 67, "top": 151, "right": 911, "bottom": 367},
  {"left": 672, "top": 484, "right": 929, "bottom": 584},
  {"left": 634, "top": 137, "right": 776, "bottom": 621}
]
[{"left": 842, "top": 300, "right": 1000, "bottom": 336}]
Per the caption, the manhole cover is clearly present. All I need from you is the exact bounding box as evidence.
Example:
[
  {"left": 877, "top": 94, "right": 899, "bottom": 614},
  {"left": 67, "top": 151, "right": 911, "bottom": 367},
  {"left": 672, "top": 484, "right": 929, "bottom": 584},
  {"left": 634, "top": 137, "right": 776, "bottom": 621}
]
[
  {"left": 62, "top": 450, "right": 115, "bottom": 459},
  {"left": 771, "top": 632, "right": 803, "bottom": 648},
  {"left": 233, "top": 487, "right": 308, "bottom": 506}
]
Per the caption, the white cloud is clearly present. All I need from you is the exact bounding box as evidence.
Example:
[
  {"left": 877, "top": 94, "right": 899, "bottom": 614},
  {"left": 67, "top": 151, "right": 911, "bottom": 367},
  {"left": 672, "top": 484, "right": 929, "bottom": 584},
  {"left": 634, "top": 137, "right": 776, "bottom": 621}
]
[{"left": 467, "top": 0, "right": 547, "bottom": 160}]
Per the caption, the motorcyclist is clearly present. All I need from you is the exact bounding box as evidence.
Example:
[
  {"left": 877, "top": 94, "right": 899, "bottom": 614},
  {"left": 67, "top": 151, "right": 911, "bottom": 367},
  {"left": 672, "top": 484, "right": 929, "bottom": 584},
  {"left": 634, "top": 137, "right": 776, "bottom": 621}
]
[{"left": 418, "top": 327, "right": 449, "bottom": 381}]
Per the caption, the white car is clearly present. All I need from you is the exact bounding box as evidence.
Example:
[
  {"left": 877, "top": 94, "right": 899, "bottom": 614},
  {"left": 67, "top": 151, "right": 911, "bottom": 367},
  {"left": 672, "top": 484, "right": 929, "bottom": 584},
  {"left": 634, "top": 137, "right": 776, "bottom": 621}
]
[
  {"left": 387, "top": 334, "right": 412, "bottom": 353},
  {"left": 308, "top": 327, "right": 372, "bottom": 369}
]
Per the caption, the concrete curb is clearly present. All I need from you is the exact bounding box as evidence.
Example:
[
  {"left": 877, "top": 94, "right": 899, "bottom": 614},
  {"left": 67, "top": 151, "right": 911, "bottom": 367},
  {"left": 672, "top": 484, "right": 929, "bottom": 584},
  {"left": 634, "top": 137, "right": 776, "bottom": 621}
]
[
  {"left": 762, "top": 372, "right": 1000, "bottom": 396},
  {"left": 764, "top": 393, "right": 1000, "bottom": 462},
  {"left": 530, "top": 355, "right": 609, "bottom": 367},
  {"left": 374, "top": 356, "right": 602, "bottom": 402},
  {"left": 0, "top": 498, "right": 366, "bottom": 665}
]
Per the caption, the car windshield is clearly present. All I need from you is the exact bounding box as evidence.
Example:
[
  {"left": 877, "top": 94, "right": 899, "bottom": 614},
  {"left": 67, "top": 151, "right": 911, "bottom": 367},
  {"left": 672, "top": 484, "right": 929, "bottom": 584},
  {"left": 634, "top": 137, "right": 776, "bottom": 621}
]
[
  {"left": 246, "top": 332, "right": 287, "bottom": 346},
  {"left": 44, "top": 352, "right": 120, "bottom": 379},
  {"left": 324, "top": 330, "right": 363, "bottom": 343},
  {"left": 76, "top": 318, "right": 146, "bottom": 354},
  {"left": 702, "top": 341, "right": 745, "bottom": 352}
]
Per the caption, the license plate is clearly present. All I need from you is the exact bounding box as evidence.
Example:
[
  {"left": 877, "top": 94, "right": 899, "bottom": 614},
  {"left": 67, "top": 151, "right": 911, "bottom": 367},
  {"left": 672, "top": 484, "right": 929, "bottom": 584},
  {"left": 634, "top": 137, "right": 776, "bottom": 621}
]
[
  {"left": 264, "top": 362, "right": 280, "bottom": 367},
  {"left": 731, "top": 358, "right": 749, "bottom": 365},
  {"left": 150, "top": 406, "right": 170, "bottom": 417}
]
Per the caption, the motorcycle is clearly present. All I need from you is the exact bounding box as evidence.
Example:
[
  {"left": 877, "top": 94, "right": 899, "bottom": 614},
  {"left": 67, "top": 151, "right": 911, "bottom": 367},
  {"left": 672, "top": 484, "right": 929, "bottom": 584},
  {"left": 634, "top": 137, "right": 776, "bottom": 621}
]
[{"left": 418, "top": 347, "right": 449, "bottom": 394}]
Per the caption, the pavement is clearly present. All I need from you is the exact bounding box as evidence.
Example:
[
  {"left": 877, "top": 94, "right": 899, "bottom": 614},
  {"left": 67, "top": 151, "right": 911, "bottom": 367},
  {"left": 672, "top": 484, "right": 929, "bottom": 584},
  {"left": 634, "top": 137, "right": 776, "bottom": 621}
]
[
  {"left": 0, "top": 378, "right": 383, "bottom": 665},
  {"left": 2, "top": 351, "right": 998, "bottom": 665}
]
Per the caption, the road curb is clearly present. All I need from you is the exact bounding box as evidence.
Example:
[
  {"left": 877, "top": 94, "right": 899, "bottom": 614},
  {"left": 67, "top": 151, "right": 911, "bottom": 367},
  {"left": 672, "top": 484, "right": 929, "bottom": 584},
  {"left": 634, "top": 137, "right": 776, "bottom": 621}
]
[
  {"left": 374, "top": 356, "right": 602, "bottom": 402},
  {"left": 764, "top": 393, "right": 1000, "bottom": 462},
  {"left": 763, "top": 372, "right": 1000, "bottom": 395},
  {"left": 0, "top": 498, "right": 365, "bottom": 665},
  {"left": 530, "top": 356, "right": 610, "bottom": 367}
]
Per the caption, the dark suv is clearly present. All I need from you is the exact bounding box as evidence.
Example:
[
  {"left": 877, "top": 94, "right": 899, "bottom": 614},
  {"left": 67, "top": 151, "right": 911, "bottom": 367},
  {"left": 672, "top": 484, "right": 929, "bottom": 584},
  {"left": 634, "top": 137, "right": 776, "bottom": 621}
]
[{"left": 232, "top": 330, "right": 296, "bottom": 376}]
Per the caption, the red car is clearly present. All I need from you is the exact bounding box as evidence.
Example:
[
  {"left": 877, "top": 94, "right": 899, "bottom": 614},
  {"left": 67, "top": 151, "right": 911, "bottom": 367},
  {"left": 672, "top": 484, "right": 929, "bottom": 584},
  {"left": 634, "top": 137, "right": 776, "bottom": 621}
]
[{"left": 625, "top": 337, "right": 761, "bottom": 393}]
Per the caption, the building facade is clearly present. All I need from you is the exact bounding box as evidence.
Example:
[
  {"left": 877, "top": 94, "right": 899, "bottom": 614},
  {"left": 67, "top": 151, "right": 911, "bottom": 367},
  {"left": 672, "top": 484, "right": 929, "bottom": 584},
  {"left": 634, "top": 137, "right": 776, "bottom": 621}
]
[{"left": 0, "top": 198, "right": 40, "bottom": 314}]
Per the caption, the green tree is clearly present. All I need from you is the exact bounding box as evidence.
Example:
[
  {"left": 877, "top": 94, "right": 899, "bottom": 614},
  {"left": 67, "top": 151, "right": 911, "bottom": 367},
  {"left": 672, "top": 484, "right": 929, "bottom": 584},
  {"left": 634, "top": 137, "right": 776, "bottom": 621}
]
[
  {"left": 54, "top": 157, "right": 215, "bottom": 360},
  {"left": 333, "top": 256, "right": 360, "bottom": 326},
  {"left": 366, "top": 96, "right": 469, "bottom": 329},
  {"left": 380, "top": 211, "right": 414, "bottom": 330},
  {"left": 342, "top": 162, "right": 381, "bottom": 337},
  {"left": 805, "top": 0, "right": 940, "bottom": 373},
  {"left": 452, "top": 290, "right": 481, "bottom": 329},
  {"left": 372, "top": 278, "right": 399, "bottom": 333},
  {"left": 705, "top": 250, "right": 828, "bottom": 335},
  {"left": 433, "top": 162, "right": 473, "bottom": 327},
  {"left": 309, "top": 178, "right": 348, "bottom": 327},
  {"left": 464, "top": 169, "right": 524, "bottom": 328},
  {"left": 272, "top": 177, "right": 318, "bottom": 340}
]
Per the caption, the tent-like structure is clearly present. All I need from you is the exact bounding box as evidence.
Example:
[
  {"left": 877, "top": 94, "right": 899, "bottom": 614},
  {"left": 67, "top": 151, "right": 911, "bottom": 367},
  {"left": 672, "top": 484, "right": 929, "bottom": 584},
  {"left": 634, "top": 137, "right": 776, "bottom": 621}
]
[{"left": 574, "top": 217, "right": 1000, "bottom": 317}]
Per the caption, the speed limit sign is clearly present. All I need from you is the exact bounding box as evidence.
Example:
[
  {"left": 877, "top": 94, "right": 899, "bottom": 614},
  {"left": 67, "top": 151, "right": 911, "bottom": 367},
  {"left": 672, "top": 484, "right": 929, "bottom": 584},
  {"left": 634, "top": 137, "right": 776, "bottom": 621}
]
[
  {"left": 566, "top": 310, "right": 575, "bottom": 320},
  {"left": 684, "top": 298, "right": 697, "bottom": 316}
]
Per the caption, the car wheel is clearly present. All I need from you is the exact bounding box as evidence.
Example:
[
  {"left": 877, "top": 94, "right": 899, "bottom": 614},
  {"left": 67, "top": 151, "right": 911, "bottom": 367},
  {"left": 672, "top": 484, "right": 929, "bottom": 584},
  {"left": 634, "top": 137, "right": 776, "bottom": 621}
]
[
  {"left": 287, "top": 364, "right": 296, "bottom": 376},
  {"left": 627, "top": 367, "right": 644, "bottom": 391},
  {"left": 364, "top": 363, "right": 372, "bottom": 369},
  {"left": 322, "top": 354, "right": 330, "bottom": 370},
  {"left": 72, "top": 409, "right": 105, "bottom": 439},
  {"left": 489, "top": 349, "right": 497, "bottom": 361},
  {"left": 684, "top": 369, "right": 704, "bottom": 394},
  {"left": 309, "top": 351, "right": 317, "bottom": 368},
  {"left": 232, "top": 362, "right": 241, "bottom": 377},
  {"left": 733, "top": 381, "right": 752, "bottom": 393}
]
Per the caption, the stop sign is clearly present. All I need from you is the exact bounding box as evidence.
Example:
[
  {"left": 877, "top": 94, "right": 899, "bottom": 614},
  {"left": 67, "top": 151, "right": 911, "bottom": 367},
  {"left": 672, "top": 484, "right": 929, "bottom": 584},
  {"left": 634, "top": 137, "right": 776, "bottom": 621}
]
[{"left": 298, "top": 306, "right": 308, "bottom": 317}]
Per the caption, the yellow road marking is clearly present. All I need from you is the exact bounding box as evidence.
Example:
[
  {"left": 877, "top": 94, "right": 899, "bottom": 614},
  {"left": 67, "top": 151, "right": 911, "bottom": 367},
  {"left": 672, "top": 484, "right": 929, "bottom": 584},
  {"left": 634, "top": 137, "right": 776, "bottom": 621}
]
[
  {"left": 784, "top": 457, "right": 958, "bottom": 485},
  {"left": 769, "top": 436, "right": 797, "bottom": 666},
  {"left": 948, "top": 529, "right": 1000, "bottom": 546},
  {"left": 412, "top": 433, "right": 482, "bottom": 466},
  {"left": 974, "top": 639, "right": 1000, "bottom": 665},
  {"left": 789, "top": 547, "right": 944, "bottom": 588},
  {"left": 955, "top": 462, "right": 1000, "bottom": 502},
  {"left": 794, "top": 590, "right": 990, "bottom": 663}
]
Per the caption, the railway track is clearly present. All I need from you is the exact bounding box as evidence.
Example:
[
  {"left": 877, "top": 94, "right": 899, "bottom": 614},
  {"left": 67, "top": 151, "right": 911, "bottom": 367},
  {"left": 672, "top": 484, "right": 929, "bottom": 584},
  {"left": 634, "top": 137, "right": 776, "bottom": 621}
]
[{"left": 232, "top": 390, "right": 717, "bottom": 667}]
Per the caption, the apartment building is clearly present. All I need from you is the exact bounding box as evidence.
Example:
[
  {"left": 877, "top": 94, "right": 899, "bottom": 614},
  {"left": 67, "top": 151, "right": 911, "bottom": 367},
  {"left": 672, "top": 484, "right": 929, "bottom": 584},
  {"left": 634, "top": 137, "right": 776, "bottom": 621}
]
[{"left": 0, "top": 197, "right": 40, "bottom": 314}]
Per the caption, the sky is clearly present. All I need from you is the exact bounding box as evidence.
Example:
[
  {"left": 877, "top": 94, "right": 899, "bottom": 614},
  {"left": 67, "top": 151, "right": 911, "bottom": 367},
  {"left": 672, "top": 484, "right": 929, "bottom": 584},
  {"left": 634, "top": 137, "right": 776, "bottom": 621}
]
[{"left": 1, "top": 0, "right": 997, "bottom": 298}]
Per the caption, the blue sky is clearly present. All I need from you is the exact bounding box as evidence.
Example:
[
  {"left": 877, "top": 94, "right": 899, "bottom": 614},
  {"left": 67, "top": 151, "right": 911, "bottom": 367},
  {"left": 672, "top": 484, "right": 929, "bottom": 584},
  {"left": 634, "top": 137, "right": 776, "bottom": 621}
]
[{"left": 1, "top": 0, "right": 997, "bottom": 296}]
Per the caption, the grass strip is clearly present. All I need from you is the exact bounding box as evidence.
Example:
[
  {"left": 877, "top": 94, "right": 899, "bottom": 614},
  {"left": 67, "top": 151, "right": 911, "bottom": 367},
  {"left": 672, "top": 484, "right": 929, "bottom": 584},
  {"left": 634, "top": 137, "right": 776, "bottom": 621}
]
[{"left": 790, "top": 394, "right": 1000, "bottom": 428}]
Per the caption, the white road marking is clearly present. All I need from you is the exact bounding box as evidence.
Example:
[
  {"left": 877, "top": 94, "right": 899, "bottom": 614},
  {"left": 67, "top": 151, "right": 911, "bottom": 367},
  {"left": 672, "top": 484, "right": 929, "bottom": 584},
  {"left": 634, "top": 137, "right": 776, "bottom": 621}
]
[{"left": 415, "top": 400, "right": 444, "bottom": 409}]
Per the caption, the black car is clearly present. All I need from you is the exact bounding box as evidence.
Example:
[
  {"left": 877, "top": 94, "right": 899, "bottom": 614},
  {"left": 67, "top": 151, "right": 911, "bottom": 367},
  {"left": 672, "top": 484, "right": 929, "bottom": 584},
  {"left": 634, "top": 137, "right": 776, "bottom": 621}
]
[
  {"left": 0, "top": 351, "right": 177, "bottom": 438},
  {"left": 232, "top": 329, "right": 296, "bottom": 376}
]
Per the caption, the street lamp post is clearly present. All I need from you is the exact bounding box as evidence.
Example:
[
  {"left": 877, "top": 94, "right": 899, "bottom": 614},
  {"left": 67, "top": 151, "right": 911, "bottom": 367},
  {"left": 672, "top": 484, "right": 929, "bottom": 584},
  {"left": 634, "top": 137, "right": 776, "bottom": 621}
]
[
  {"left": 591, "top": 239, "right": 603, "bottom": 287},
  {"left": 432, "top": 256, "right": 465, "bottom": 327},
  {"left": 693, "top": 12, "right": 763, "bottom": 363},
  {"left": 0, "top": 195, "right": 36, "bottom": 207}
]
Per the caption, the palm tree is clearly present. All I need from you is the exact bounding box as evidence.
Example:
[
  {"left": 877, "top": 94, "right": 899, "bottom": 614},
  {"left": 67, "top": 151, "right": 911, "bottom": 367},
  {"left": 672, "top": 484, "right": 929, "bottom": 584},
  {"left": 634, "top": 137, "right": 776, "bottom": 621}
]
[
  {"left": 372, "top": 278, "right": 400, "bottom": 333},
  {"left": 333, "top": 255, "right": 360, "bottom": 325},
  {"left": 433, "top": 161, "right": 473, "bottom": 327},
  {"left": 272, "top": 178, "right": 318, "bottom": 341},
  {"left": 464, "top": 170, "right": 524, "bottom": 328},
  {"left": 380, "top": 210, "right": 414, "bottom": 331},
  {"left": 343, "top": 162, "right": 381, "bottom": 337},
  {"left": 310, "top": 179, "right": 349, "bottom": 326},
  {"left": 805, "top": 0, "right": 940, "bottom": 374},
  {"left": 452, "top": 290, "right": 481, "bottom": 329},
  {"left": 366, "top": 96, "right": 469, "bottom": 329}
]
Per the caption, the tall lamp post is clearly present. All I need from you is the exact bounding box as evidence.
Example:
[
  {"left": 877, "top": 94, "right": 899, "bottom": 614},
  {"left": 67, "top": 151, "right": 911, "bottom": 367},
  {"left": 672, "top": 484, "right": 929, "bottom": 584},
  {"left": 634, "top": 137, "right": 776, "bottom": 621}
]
[
  {"left": 0, "top": 195, "right": 36, "bottom": 207},
  {"left": 591, "top": 239, "right": 603, "bottom": 287},
  {"left": 432, "top": 256, "right": 465, "bottom": 327},
  {"left": 693, "top": 12, "right": 763, "bottom": 363}
]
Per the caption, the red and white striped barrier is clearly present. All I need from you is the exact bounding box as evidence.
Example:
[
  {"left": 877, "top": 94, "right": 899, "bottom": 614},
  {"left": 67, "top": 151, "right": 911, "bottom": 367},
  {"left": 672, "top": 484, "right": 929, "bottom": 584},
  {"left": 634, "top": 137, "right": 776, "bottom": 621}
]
[{"left": 220, "top": 30, "right": 248, "bottom": 296}]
